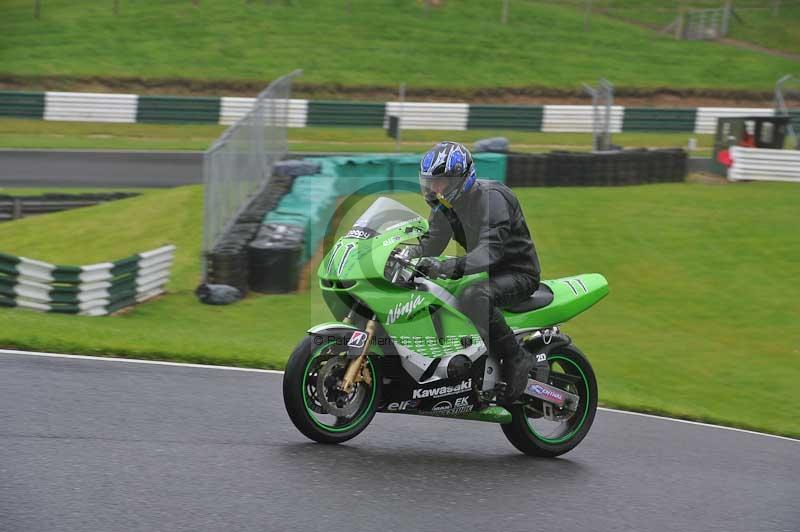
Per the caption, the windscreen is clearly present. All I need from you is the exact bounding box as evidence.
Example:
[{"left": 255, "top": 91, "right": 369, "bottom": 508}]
[{"left": 349, "top": 197, "right": 423, "bottom": 237}]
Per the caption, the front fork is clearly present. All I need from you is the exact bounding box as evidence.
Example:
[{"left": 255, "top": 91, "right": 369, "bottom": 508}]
[{"left": 339, "top": 318, "right": 377, "bottom": 394}]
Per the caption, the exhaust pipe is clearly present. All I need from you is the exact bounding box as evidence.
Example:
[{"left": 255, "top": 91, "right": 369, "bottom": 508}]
[{"left": 524, "top": 377, "right": 580, "bottom": 412}]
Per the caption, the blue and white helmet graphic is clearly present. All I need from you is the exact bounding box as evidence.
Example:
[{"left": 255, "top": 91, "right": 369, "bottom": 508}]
[{"left": 419, "top": 141, "right": 476, "bottom": 208}]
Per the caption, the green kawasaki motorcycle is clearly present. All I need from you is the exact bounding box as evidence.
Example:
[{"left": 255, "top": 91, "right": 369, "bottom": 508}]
[{"left": 283, "top": 197, "right": 609, "bottom": 457}]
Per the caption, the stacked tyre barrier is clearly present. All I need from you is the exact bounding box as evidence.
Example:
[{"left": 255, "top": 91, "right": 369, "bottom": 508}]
[
  {"left": 263, "top": 175, "right": 339, "bottom": 264},
  {"left": 247, "top": 224, "right": 305, "bottom": 293},
  {"left": 505, "top": 149, "right": 687, "bottom": 187},
  {"left": 206, "top": 222, "right": 263, "bottom": 294},
  {"left": 204, "top": 175, "right": 293, "bottom": 294},
  {"left": 0, "top": 245, "right": 175, "bottom": 316},
  {"left": 210, "top": 150, "right": 687, "bottom": 297},
  {"left": 248, "top": 154, "right": 505, "bottom": 294},
  {"left": 0, "top": 192, "right": 138, "bottom": 222}
]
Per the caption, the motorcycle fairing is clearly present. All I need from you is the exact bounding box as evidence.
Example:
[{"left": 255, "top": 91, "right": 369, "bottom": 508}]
[
  {"left": 504, "top": 273, "right": 609, "bottom": 331},
  {"left": 315, "top": 197, "right": 607, "bottom": 388},
  {"left": 307, "top": 322, "right": 360, "bottom": 334}
]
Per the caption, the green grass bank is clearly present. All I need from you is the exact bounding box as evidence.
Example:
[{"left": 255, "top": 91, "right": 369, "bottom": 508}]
[
  {"left": 563, "top": 0, "right": 800, "bottom": 54},
  {"left": 0, "top": 119, "right": 714, "bottom": 155},
  {"left": 0, "top": 0, "right": 796, "bottom": 91},
  {"left": 0, "top": 182, "right": 798, "bottom": 437}
]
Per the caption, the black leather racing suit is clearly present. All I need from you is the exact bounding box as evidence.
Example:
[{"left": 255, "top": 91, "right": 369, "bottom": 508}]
[{"left": 411, "top": 179, "right": 541, "bottom": 355}]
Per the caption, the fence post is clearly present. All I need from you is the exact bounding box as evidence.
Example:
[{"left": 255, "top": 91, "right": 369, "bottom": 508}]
[
  {"left": 675, "top": 7, "right": 685, "bottom": 39},
  {"left": 584, "top": 0, "right": 592, "bottom": 32},
  {"left": 34, "top": 0, "right": 41, "bottom": 19},
  {"left": 721, "top": 1, "right": 732, "bottom": 37},
  {"left": 12, "top": 198, "right": 22, "bottom": 220},
  {"left": 501, "top": 0, "right": 509, "bottom": 24},
  {"left": 602, "top": 79, "right": 613, "bottom": 151},
  {"left": 396, "top": 82, "right": 405, "bottom": 152}
]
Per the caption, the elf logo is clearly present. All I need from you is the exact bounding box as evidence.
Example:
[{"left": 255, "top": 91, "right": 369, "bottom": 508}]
[
  {"left": 412, "top": 379, "right": 472, "bottom": 399},
  {"left": 387, "top": 295, "right": 424, "bottom": 324},
  {"left": 387, "top": 400, "right": 419, "bottom": 411}
]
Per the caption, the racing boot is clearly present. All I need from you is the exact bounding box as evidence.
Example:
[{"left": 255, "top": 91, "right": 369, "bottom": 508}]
[{"left": 496, "top": 333, "right": 535, "bottom": 403}]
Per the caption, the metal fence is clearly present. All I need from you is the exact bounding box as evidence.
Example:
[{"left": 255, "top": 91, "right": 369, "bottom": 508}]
[
  {"left": 775, "top": 74, "right": 800, "bottom": 147},
  {"left": 679, "top": 6, "right": 731, "bottom": 40},
  {"left": 584, "top": 79, "right": 614, "bottom": 151},
  {"left": 201, "top": 69, "right": 302, "bottom": 269}
]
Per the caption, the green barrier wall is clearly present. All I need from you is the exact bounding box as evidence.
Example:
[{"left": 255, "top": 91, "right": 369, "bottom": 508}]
[
  {"left": 622, "top": 108, "right": 697, "bottom": 132},
  {"left": 136, "top": 95, "right": 221, "bottom": 124},
  {"left": 467, "top": 105, "right": 544, "bottom": 130},
  {"left": 263, "top": 153, "right": 508, "bottom": 266},
  {"left": 0, "top": 91, "right": 45, "bottom": 119},
  {"left": 306, "top": 101, "right": 386, "bottom": 127}
]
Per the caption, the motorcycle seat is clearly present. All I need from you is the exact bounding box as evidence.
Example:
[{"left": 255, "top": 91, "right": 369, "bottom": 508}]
[{"left": 503, "top": 284, "right": 554, "bottom": 313}]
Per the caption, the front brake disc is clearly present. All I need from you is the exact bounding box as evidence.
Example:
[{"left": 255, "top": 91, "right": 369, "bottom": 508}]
[{"left": 315, "top": 357, "right": 366, "bottom": 418}]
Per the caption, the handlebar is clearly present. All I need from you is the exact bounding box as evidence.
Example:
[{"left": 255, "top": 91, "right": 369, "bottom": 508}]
[{"left": 388, "top": 250, "right": 428, "bottom": 284}]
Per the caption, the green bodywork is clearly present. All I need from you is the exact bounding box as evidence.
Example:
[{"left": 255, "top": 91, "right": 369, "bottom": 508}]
[
  {"left": 314, "top": 208, "right": 609, "bottom": 358},
  {"left": 460, "top": 405, "right": 513, "bottom": 424}
]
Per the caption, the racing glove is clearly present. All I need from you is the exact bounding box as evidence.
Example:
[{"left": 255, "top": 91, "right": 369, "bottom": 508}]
[{"left": 416, "top": 257, "right": 458, "bottom": 280}]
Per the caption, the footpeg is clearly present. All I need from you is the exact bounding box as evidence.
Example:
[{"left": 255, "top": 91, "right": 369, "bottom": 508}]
[{"left": 493, "top": 381, "right": 524, "bottom": 405}]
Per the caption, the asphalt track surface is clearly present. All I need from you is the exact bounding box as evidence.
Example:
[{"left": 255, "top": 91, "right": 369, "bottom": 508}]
[
  {"left": 1, "top": 351, "right": 797, "bottom": 532},
  {"left": 0, "top": 149, "right": 714, "bottom": 189},
  {"left": 0, "top": 150, "right": 202, "bottom": 188}
]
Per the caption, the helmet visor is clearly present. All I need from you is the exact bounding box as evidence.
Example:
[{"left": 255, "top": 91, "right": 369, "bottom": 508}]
[{"left": 419, "top": 175, "right": 460, "bottom": 204}]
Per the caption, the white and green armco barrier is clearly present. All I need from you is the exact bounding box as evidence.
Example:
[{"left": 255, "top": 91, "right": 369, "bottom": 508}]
[
  {"left": 2, "top": 90, "right": 797, "bottom": 134},
  {"left": 0, "top": 245, "right": 175, "bottom": 316}
]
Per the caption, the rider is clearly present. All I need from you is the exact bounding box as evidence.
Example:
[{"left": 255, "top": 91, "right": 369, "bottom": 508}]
[{"left": 409, "top": 141, "right": 542, "bottom": 402}]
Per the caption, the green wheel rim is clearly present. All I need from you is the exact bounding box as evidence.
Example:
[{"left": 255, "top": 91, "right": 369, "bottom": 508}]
[
  {"left": 525, "top": 355, "right": 590, "bottom": 444},
  {"left": 301, "top": 341, "right": 377, "bottom": 433}
]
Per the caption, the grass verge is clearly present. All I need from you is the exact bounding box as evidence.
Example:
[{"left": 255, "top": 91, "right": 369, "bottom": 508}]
[
  {"left": 0, "top": 119, "right": 713, "bottom": 155},
  {"left": 0, "top": 182, "right": 797, "bottom": 437}
]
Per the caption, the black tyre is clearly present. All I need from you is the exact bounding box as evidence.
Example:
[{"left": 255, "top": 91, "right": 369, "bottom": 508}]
[
  {"left": 283, "top": 334, "right": 381, "bottom": 444},
  {"left": 502, "top": 344, "right": 597, "bottom": 457}
]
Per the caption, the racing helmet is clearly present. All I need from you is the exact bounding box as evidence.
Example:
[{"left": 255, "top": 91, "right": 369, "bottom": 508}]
[{"left": 419, "top": 141, "right": 477, "bottom": 209}]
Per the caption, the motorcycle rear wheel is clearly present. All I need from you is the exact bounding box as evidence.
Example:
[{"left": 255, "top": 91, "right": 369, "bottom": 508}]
[
  {"left": 283, "top": 335, "right": 381, "bottom": 444},
  {"left": 502, "top": 344, "right": 597, "bottom": 457}
]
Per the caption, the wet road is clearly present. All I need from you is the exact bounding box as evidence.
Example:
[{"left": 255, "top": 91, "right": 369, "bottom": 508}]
[{"left": 0, "top": 351, "right": 796, "bottom": 532}]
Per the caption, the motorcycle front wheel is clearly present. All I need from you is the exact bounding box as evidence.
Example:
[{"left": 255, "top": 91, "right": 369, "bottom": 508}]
[
  {"left": 283, "top": 335, "right": 381, "bottom": 444},
  {"left": 502, "top": 344, "right": 597, "bottom": 457}
]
